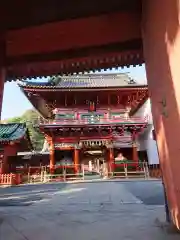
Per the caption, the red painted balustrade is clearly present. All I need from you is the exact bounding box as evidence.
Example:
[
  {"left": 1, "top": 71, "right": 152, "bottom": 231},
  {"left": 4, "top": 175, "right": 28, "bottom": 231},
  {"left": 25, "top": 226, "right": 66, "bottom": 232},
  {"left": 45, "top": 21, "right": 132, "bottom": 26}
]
[
  {"left": 0, "top": 174, "right": 22, "bottom": 185},
  {"left": 111, "top": 161, "right": 140, "bottom": 170},
  {"left": 39, "top": 116, "right": 149, "bottom": 125}
]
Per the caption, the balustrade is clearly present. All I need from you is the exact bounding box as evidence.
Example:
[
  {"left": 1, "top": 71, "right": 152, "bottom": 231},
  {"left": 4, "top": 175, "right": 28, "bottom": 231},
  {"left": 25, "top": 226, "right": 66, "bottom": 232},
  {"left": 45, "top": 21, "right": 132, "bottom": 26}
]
[
  {"left": 0, "top": 173, "right": 21, "bottom": 185},
  {"left": 39, "top": 115, "right": 149, "bottom": 125}
]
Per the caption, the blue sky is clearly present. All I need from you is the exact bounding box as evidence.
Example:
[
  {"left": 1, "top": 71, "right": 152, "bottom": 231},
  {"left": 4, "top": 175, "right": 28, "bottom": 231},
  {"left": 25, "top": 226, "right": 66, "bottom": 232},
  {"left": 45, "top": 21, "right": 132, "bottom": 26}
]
[{"left": 1, "top": 65, "right": 147, "bottom": 120}]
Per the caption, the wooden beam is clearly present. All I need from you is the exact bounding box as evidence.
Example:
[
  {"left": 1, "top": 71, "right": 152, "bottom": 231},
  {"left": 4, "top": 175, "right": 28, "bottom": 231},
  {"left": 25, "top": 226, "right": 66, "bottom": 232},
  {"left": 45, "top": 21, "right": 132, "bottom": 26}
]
[
  {"left": 6, "top": 12, "right": 141, "bottom": 57},
  {"left": 6, "top": 49, "right": 143, "bottom": 78}
]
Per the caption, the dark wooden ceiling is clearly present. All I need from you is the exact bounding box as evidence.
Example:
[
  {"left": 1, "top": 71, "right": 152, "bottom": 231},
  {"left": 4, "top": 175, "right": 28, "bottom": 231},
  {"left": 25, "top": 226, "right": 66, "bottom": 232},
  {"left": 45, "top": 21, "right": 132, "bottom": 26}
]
[
  {"left": 0, "top": 0, "right": 143, "bottom": 78},
  {"left": 0, "top": 0, "right": 142, "bottom": 30}
]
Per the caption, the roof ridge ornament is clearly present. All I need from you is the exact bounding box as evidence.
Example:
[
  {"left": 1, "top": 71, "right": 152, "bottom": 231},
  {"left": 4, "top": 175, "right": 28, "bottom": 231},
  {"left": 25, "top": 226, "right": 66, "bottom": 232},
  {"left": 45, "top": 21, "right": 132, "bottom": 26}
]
[
  {"left": 129, "top": 78, "right": 136, "bottom": 84},
  {"left": 48, "top": 76, "right": 62, "bottom": 86}
]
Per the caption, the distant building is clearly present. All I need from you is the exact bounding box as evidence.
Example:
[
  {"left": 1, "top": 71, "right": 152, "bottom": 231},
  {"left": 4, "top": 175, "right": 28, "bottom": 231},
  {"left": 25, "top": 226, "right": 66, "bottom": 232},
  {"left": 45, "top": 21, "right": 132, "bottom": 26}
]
[
  {"left": 18, "top": 73, "right": 158, "bottom": 174},
  {"left": 0, "top": 123, "right": 33, "bottom": 174}
]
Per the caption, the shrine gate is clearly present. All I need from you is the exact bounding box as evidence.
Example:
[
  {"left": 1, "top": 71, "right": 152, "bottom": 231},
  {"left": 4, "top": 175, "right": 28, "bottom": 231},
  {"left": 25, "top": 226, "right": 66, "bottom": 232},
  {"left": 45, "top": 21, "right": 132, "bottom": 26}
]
[{"left": 0, "top": 0, "right": 180, "bottom": 229}]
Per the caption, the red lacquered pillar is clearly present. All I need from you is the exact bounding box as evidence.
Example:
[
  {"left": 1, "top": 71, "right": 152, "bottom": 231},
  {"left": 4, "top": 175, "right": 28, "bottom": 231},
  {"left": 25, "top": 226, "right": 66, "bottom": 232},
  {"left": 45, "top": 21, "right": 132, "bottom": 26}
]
[
  {"left": 74, "top": 148, "right": 79, "bottom": 174},
  {"left": 50, "top": 140, "right": 55, "bottom": 174}
]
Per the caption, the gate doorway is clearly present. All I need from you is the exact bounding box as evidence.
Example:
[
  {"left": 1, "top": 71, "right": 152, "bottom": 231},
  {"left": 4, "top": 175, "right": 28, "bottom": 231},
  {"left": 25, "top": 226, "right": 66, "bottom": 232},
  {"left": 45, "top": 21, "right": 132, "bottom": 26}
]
[{"left": 81, "top": 148, "right": 107, "bottom": 179}]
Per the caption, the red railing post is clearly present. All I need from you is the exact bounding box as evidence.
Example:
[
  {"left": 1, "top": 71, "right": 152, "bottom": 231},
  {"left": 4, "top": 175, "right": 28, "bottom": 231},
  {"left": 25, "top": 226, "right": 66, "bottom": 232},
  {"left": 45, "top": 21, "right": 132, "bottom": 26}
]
[{"left": 0, "top": 173, "right": 22, "bottom": 185}]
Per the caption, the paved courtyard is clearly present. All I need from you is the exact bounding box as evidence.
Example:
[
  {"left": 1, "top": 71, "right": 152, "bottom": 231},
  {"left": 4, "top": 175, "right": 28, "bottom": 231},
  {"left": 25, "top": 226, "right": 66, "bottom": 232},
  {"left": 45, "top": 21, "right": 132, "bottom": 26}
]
[{"left": 0, "top": 180, "right": 179, "bottom": 240}]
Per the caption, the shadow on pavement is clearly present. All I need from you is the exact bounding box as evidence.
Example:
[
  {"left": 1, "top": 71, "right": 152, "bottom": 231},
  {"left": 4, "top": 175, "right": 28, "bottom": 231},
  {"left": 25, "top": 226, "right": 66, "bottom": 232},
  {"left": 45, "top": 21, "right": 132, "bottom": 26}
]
[
  {"left": 120, "top": 181, "right": 165, "bottom": 205},
  {"left": 0, "top": 183, "right": 67, "bottom": 207}
]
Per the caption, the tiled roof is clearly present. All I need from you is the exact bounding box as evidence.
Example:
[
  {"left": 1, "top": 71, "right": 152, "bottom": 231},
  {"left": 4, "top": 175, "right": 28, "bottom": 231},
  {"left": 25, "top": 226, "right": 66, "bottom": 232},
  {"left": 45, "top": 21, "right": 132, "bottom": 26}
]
[
  {"left": 0, "top": 123, "right": 28, "bottom": 143},
  {"left": 18, "top": 73, "right": 146, "bottom": 89}
]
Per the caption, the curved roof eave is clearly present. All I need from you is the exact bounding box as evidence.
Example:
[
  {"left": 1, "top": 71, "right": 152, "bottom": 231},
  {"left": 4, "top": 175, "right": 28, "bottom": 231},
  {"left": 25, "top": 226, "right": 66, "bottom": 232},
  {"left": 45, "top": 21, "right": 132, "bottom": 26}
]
[
  {"left": 20, "top": 88, "right": 53, "bottom": 120},
  {"left": 17, "top": 73, "right": 148, "bottom": 90},
  {"left": 0, "top": 123, "right": 30, "bottom": 144}
]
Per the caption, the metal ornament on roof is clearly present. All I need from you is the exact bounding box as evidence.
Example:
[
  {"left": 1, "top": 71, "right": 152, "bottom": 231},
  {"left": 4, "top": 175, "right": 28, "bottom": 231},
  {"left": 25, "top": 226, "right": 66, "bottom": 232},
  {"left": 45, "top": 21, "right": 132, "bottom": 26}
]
[{"left": 48, "top": 76, "right": 62, "bottom": 86}]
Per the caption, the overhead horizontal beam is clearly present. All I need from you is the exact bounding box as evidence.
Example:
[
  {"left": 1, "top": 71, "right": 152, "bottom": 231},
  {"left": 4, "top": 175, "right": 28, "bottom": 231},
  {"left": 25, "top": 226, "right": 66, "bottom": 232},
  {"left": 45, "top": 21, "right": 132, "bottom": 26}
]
[
  {"left": 6, "top": 49, "right": 144, "bottom": 79},
  {"left": 0, "top": 0, "right": 141, "bottom": 30},
  {"left": 6, "top": 12, "right": 141, "bottom": 57},
  {"left": 6, "top": 39, "right": 142, "bottom": 65}
]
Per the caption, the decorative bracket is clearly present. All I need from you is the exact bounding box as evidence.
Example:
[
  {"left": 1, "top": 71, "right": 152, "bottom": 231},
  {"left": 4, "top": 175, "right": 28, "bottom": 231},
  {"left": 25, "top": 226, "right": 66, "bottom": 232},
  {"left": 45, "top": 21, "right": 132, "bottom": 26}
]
[{"left": 159, "top": 97, "right": 168, "bottom": 118}]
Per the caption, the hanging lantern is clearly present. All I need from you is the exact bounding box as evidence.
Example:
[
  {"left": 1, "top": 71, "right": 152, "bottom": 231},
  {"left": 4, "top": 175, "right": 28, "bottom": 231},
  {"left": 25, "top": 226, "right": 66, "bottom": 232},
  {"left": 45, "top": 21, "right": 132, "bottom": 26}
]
[
  {"left": 89, "top": 101, "right": 95, "bottom": 112},
  {"left": 9, "top": 141, "right": 15, "bottom": 146}
]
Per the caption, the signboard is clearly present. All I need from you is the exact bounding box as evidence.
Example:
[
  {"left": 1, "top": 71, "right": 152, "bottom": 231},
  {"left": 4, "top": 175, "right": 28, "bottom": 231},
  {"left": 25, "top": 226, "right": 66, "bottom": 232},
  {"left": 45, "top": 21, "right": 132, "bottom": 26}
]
[
  {"left": 54, "top": 140, "right": 113, "bottom": 149},
  {"left": 79, "top": 140, "right": 112, "bottom": 147},
  {"left": 54, "top": 143, "right": 76, "bottom": 149}
]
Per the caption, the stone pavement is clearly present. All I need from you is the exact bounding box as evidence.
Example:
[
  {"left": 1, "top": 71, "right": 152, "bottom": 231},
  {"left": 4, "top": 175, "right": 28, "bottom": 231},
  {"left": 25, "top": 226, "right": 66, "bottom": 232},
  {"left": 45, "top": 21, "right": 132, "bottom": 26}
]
[{"left": 0, "top": 181, "right": 179, "bottom": 240}]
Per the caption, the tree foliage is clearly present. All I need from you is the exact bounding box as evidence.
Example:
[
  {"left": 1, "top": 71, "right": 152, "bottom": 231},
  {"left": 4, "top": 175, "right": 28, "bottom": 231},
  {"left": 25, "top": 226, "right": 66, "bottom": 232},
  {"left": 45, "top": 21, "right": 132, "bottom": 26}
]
[{"left": 5, "top": 109, "right": 44, "bottom": 150}]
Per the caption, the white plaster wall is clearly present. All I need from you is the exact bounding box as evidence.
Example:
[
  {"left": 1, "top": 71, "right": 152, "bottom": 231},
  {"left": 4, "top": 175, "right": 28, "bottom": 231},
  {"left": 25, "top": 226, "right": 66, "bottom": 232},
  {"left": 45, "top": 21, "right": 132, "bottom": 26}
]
[
  {"left": 133, "top": 98, "right": 153, "bottom": 124},
  {"left": 138, "top": 138, "right": 146, "bottom": 151},
  {"left": 146, "top": 125, "right": 159, "bottom": 164},
  {"left": 146, "top": 138, "right": 159, "bottom": 164},
  {"left": 41, "top": 139, "right": 50, "bottom": 152},
  {"left": 134, "top": 100, "right": 159, "bottom": 164},
  {"left": 138, "top": 124, "right": 159, "bottom": 164}
]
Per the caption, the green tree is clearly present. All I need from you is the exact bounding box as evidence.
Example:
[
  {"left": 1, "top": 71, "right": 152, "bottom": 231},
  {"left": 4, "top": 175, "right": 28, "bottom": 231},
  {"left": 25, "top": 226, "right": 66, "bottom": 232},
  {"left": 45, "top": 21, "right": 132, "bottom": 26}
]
[
  {"left": 5, "top": 116, "right": 22, "bottom": 123},
  {"left": 21, "top": 109, "right": 44, "bottom": 150},
  {"left": 5, "top": 109, "right": 44, "bottom": 150}
]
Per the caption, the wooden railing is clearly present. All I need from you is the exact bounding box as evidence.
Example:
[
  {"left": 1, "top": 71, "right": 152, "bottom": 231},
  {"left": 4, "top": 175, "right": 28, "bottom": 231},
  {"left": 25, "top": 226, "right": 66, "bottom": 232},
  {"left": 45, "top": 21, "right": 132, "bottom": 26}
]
[
  {"left": 0, "top": 162, "right": 161, "bottom": 185},
  {"left": 0, "top": 174, "right": 21, "bottom": 185},
  {"left": 39, "top": 115, "right": 149, "bottom": 125}
]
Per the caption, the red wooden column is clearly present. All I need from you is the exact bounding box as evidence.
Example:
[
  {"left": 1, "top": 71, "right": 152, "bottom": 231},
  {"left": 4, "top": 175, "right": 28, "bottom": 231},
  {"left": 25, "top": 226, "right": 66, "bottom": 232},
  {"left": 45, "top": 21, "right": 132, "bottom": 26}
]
[
  {"left": 132, "top": 134, "right": 138, "bottom": 160},
  {"left": 109, "top": 147, "right": 114, "bottom": 173},
  {"left": 0, "top": 145, "right": 17, "bottom": 174},
  {"left": 49, "top": 140, "right": 55, "bottom": 174},
  {"left": 0, "top": 34, "right": 6, "bottom": 174},
  {"left": 142, "top": 0, "right": 180, "bottom": 228},
  {"left": 132, "top": 142, "right": 139, "bottom": 170},
  {"left": 132, "top": 133, "right": 138, "bottom": 167},
  {"left": 0, "top": 154, "right": 6, "bottom": 174},
  {"left": 74, "top": 148, "right": 79, "bottom": 173},
  {"left": 0, "top": 69, "right": 5, "bottom": 119},
  {"left": 132, "top": 143, "right": 138, "bottom": 162},
  {"left": 0, "top": 31, "right": 5, "bottom": 120}
]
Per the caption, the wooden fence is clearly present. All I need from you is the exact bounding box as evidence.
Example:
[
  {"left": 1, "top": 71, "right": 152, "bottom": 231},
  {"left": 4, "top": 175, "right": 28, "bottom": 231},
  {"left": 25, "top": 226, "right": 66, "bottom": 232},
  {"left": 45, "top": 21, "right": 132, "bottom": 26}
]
[{"left": 0, "top": 162, "right": 162, "bottom": 185}]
